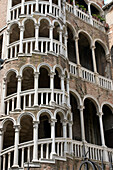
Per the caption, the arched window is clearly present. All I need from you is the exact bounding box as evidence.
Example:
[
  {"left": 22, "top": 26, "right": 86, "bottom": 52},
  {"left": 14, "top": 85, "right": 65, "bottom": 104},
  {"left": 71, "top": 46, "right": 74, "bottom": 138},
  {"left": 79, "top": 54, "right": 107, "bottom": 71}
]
[
  {"left": 39, "top": 67, "right": 50, "bottom": 88},
  {"left": 9, "top": 24, "right": 20, "bottom": 44},
  {"left": 39, "top": 19, "right": 49, "bottom": 38},
  {"left": 78, "top": 33, "right": 93, "bottom": 71},
  {"left": 24, "top": 19, "right": 35, "bottom": 38},
  {"left": 55, "top": 113, "right": 63, "bottom": 137},
  {"left": 7, "top": 71, "right": 17, "bottom": 96},
  {"left": 84, "top": 99, "right": 101, "bottom": 145},
  {"left": 54, "top": 69, "right": 61, "bottom": 89},
  {"left": 53, "top": 22, "right": 60, "bottom": 41}
]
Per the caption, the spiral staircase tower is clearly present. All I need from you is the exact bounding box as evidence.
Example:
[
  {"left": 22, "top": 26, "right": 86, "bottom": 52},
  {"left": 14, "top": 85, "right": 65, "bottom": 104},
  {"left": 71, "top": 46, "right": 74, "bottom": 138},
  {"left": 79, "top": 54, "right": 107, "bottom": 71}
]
[{"left": 0, "top": 0, "right": 113, "bottom": 169}]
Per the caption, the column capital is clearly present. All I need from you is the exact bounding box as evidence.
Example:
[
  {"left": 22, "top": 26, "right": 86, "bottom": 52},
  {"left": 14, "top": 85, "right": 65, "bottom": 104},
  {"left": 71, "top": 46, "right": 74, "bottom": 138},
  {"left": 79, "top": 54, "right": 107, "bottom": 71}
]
[
  {"left": 97, "top": 112, "right": 103, "bottom": 117},
  {"left": 62, "top": 119, "right": 67, "bottom": 126},
  {"left": 0, "top": 128, "right": 4, "bottom": 135},
  {"left": 50, "top": 119, "right": 57, "bottom": 126},
  {"left": 49, "top": 25, "right": 54, "bottom": 30},
  {"left": 74, "top": 36, "right": 79, "bottom": 41},
  {"left": 91, "top": 45, "right": 96, "bottom": 50},
  {"left": 78, "top": 105, "right": 85, "bottom": 111},
  {"left": 16, "top": 75, "right": 22, "bottom": 80},
  {"left": 35, "top": 23, "right": 40, "bottom": 29},
  {"left": 34, "top": 72, "right": 40, "bottom": 78},
  {"left": 33, "top": 121, "right": 39, "bottom": 128},
  {"left": 13, "top": 125, "right": 21, "bottom": 131},
  {"left": 49, "top": 72, "right": 55, "bottom": 78},
  {"left": 19, "top": 26, "right": 25, "bottom": 32}
]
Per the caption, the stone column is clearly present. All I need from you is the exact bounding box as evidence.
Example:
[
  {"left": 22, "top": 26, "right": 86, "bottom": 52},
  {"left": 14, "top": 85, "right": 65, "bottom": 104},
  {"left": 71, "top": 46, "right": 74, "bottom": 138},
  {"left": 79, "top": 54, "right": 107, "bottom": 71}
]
[
  {"left": 88, "top": 3, "right": 93, "bottom": 25},
  {"left": 0, "top": 128, "right": 3, "bottom": 168},
  {"left": 75, "top": 37, "right": 81, "bottom": 77},
  {"left": 58, "top": 29, "right": 63, "bottom": 55},
  {"left": 69, "top": 121, "right": 73, "bottom": 154},
  {"left": 2, "top": 78, "right": 7, "bottom": 115},
  {"left": 66, "top": 78, "right": 70, "bottom": 107},
  {"left": 16, "top": 76, "right": 22, "bottom": 111},
  {"left": 98, "top": 112, "right": 109, "bottom": 162},
  {"left": 19, "top": 26, "right": 24, "bottom": 54},
  {"left": 34, "top": 72, "right": 39, "bottom": 107},
  {"left": 50, "top": 119, "right": 56, "bottom": 158},
  {"left": 73, "top": 0, "right": 76, "bottom": 15},
  {"left": 50, "top": 73, "right": 55, "bottom": 105},
  {"left": 64, "top": 34, "right": 68, "bottom": 58},
  {"left": 35, "top": 24, "right": 39, "bottom": 51},
  {"left": 32, "top": 121, "right": 39, "bottom": 162},
  {"left": 62, "top": 120, "right": 67, "bottom": 154},
  {"left": 79, "top": 106, "right": 86, "bottom": 142},
  {"left": 7, "top": 0, "right": 12, "bottom": 21},
  {"left": 12, "top": 125, "right": 20, "bottom": 168},
  {"left": 62, "top": 0, "right": 66, "bottom": 23},
  {"left": 49, "top": 0, "right": 52, "bottom": 14},
  {"left": 91, "top": 45, "right": 99, "bottom": 84},
  {"left": 21, "top": 0, "right": 25, "bottom": 15},
  {"left": 6, "top": 30, "right": 10, "bottom": 59},
  {"left": 58, "top": 0, "right": 61, "bottom": 17},
  {"left": 35, "top": 0, "right": 39, "bottom": 12},
  {"left": 61, "top": 75, "right": 65, "bottom": 105},
  {"left": 50, "top": 26, "right": 53, "bottom": 52}
]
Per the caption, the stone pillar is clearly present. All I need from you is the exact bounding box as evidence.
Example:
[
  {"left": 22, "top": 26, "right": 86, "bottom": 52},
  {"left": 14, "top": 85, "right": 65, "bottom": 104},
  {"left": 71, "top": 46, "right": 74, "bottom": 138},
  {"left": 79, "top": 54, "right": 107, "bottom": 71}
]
[
  {"left": 64, "top": 34, "right": 68, "bottom": 58},
  {"left": 0, "top": 128, "right": 4, "bottom": 167},
  {"left": 16, "top": 76, "right": 22, "bottom": 111},
  {"left": 35, "top": 0, "right": 39, "bottom": 12},
  {"left": 88, "top": 3, "right": 93, "bottom": 25},
  {"left": 62, "top": 120, "right": 67, "bottom": 154},
  {"left": 58, "top": 0, "right": 61, "bottom": 17},
  {"left": 98, "top": 112, "right": 109, "bottom": 162},
  {"left": 2, "top": 78, "right": 7, "bottom": 115},
  {"left": 32, "top": 121, "right": 39, "bottom": 162},
  {"left": 61, "top": 75, "right": 65, "bottom": 105},
  {"left": 59, "top": 29, "right": 63, "bottom": 55},
  {"left": 34, "top": 72, "right": 39, "bottom": 107},
  {"left": 50, "top": 73, "right": 55, "bottom": 105},
  {"left": 19, "top": 26, "right": 24, "bottom": 54},
  {"left": 62, "top": 0, "right": 66, "bottom": 23},
  {"left": 69, "top": 122, "right": 73, "bottom": 154},
  {"left": 75, "top": 37, "right": 81, "bottom": 77},
  {"left": 73, "top": 0, "right": 76, "bottom": 15},
  {"left": 6, "top": 30, "right": 10, "bottom": 59},
  {"left": 21, "top": 0, "right": 25, "bottom": 15},
  {"left": 7, "top": 0, "right": 12, "bottom": 21},
  {"left": 12, "top": 125, "right": 20, "bottom": 168},
  {"left": 66, "top": 78, "right": 70, "bottom": 107},
  {"left": 50, "top": 119, "right": 56, "bottom": 158},
  {"left": 79, "top": 106, "right": 86, "bottom": 142},
  {"left": 35, "top": 24, "right": 39, "bottom": 51},
  {"left": 49, "top": 0, "right": 52, "bottom": 13},
  {"left": 50, "top": 26, "right": 53, "bottom": 52}
]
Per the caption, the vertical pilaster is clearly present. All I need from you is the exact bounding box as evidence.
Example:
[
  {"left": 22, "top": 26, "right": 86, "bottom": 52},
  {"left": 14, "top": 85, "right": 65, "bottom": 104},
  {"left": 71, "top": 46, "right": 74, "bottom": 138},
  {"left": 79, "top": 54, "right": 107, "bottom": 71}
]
[
  {"left": 50, "top": 119, "right": 56, "bottom": 158},
  {"left": 50, "top": 26, "right": 53, "bottom": 52},
  {"left": 79, "top": 106, "right": 86, "bottom": 142},
  {"left": 50, "top": 73, "right": 55, "bottom": 105},
  {"left": 12, "top": 125, "right": 20, "bottom": 168},
  {"left": 33, "top": 121, "right": 39, "bottom": 162},
  {"left": 66, "top": 78, "right": 70, "bottom": 107},
  {"left": 2, "top": 78, "right": 7, "bottom": 115},
  {"left": 21, "top": 0, "right": 25, "bottom": 15},
  {"left": 49, "top": 0, "right": 52, "bottom": 14},
  {"left": 35, "top": 0, "right": 39, "bottom": 12},
  {"left": 19, "top": 26, "right": 24, "bottom": 54},
  {"left": 88, "top": 3, "right": 93, "bottom": 25},
  {"left": 61, "top": 75, "right": 65, "bottom": 105},
  {"left": 16, "top": 76, "right": 22, "bottom": 111},
  {"left": 62, "top": 120, "right": 67, "bottom": 154},
  {"left": 59, "top": 29, "right": 63, "bottom": 55},
  {"left": 35, "top": 24, "right": 39, "bottom": 51},
  {"left": 34, "top": 72, "right": 39, "bottom": 106}
]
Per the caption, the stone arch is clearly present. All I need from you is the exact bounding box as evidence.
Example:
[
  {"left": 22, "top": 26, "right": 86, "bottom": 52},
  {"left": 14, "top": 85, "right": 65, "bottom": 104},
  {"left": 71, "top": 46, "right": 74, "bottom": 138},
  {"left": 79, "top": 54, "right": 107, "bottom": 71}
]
[
  {"left": 9, "top": 23, "right": 20, "bottom": 44},
  {"left": 90, "top": 1, "right": 104, "bottom": 15},
  {"left": 83, "top": 95, "right": 100, "bottom": 113},
  {"left": 52, "top": 20, "right": 62, "bottom": 29},
  {"left": 8, "top": 21, "right": 20, "bottom": 30},
  {"left": 20, "top": 64, "right": 36, "bottom": 77},
  {"left": 94, "top": 39, "right": 109, "bottom": 55},
  {"left": 53, "top": 64, "right": 63, "bottom": 75},
  {"left": 5, "top": 68, "right": 18, "bottom": 78},
  {"left": 17, "top": 112, "right": 36, "bottom": 125},
  {"left": 37, "top": 109, "right": 53, "bottom": 121},
  {"left": 37, "top": 63, "right": 52, "bottom": 73},
  {"left": 38, "top": 17, "right": 51, "bottom": 26},
  {"left": 101, "top": 102, "right": 113, "bottom": 113},
  {"left": 22, "top": 17, "right": 37, "bottom": 26},
  {"left": 66, "top": 111, "right": 73, "bottom": 121},
  {"left": 0, "top": 117, "right": 16, "bottom": 129},
  {"left": 69, "top": 88, "right": 83, "bottom": 107},
  {"left": 54, "top": 109, "right": 66, "bottom": 120},
  {"left": 66, "top": 21, "right": 78, "bottom": 38}
]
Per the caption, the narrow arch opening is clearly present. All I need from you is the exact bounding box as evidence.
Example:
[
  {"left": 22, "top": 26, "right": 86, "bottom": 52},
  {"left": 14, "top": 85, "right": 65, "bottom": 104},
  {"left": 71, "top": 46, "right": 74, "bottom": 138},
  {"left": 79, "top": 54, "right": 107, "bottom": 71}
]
[
  {"left": 39, "top": 19, "right": 49, "bottom": 38},
  {"left": 55, "top": 113, "right": 63, "bottom": 137},
  {"left": 54, "top": 69, "right": 61, "bottom": 89},
  {"left": 7, "top": 71, "right": 17, "bottom": 96},
  {"left": 102, "top": 105, "right": 113, "bottom": 148},
  {"left": 24, "top": 19, "right": 35, "bottom": 39},
  {"left": 10, "top": 24, "right": 20, "bottom": 44},
  {"left": 84, "top": 99, "right": 101, "bottom": 145},
  {"left": 39, "top": 67, "right": 50, "bottom": 88}
]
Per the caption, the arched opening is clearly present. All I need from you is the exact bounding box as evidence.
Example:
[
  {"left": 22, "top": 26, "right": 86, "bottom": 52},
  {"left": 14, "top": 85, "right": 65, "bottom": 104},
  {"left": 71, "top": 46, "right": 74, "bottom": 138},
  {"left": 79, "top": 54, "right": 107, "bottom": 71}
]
[
  {"left": 3, "top": 121, "right": 15, "bottom": 149},
  {"left": 53, "top": 22, "right": 60, "bottom": 41},
  {"left": 90, "top": 4, "right": 102, "bottom": 21},
  {"left": 22, "top": 67, "right": 34, "bottom": 91},
  {"left": 19, "top": 115, "right": 33, "bottom": 143},
  {"left": 84, "top": 98, "right": 101, "bottom": 145},
  {"left": 39, "top": 67, "right": 50, "bottom": 88},
  {"left": 102, "top": 105, "right": 113, "bottom": 148},
  {"left": 38, "top": 114, "right": 51, "bottom": 139},
  {"left": 95, "top": 42, "right": 107, "bottom": 76},
  {"left": 67, "top": 114, "right": 71, "bottom": 138},
  {"left": 39, "top": 19, "right": 49, "bottom": 38},
  {"left": 24, "top": 19, "right": 35, "bottom": 39},
  {"left": 78, "top": 33, "right": 93, "bottom": 71},
  {"left": 12, "top": 0, "right": 21, "bottom": 7},
  {"left": 55, "top": 113, "right": 63, "bottom": 137},
  {"left": 67, "top": 26, "right": 76, "bottom": 63},
  {"left": 7, "top": 71, "right": 17, "bottom": 96},
  {"left": 111, "top": 46, "right": 113, "bottom": 66},
  {"left": 75, "top": 0, "right": 88, "bottom": 12},
  {"left": 9, "top": 24, "right": 20, "bottom": 44},
  {"left": 54, "top": 68, "right": 61, "bottom": 89},
  {"left": 70, "top": 93, "right": 81, "bottom": 141}
]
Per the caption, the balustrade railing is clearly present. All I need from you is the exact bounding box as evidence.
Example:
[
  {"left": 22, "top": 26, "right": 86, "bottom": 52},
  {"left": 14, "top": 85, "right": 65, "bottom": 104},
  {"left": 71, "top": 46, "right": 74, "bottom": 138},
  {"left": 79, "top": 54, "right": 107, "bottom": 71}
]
[
  {"left": 99, "top": 75, "right": 112, "bottom": 90},
  {"left": 38, "top": 38, "right": 50, "bottom": 53},
  {"left": 65, "top": 3, "right": 105, "bottom": 32},
  {"left": 4, "top": 89, "right": 68, "bottom": 115},
  {"left": 1, "top": 139, "right": 113, "bottom": 169},
  {"left": 7, "top": 41, "right": 20, "bottom": 59},
  {"left": 9, "top": 1, "right": 64, "bottom": 21},
  {"left": 23, "top": 38, "right": 35, "bottom": 55},
  {"left": 69, "top": 62, "right": 77, "bottom": 76},
  {"left": 81, "top": 67, "right": 95, "bottom": 83}
]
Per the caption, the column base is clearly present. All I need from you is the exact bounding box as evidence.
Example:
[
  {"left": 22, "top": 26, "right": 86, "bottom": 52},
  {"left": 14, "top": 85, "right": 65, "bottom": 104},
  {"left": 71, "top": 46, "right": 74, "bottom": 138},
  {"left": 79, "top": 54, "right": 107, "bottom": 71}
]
[
  {"left": 15, "top": 108, "right": 21, "bottom": 112},
  {"left": 49, "top": 100, "right": 55, "bottom": 106},
  {"left": 50, "top": 152, "right": 57, "bottom": 159}
]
